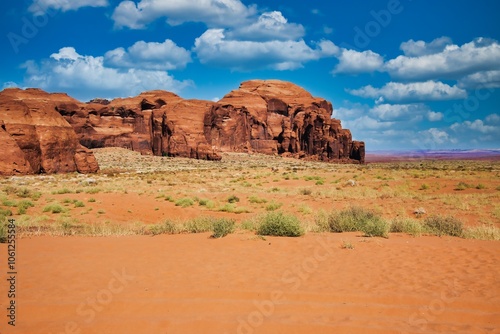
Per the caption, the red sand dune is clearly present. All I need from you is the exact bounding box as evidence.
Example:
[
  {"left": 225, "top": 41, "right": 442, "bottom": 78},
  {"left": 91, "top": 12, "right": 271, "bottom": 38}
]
[{"left": 1, "top": 232, "right": 499, "bottom": 334}]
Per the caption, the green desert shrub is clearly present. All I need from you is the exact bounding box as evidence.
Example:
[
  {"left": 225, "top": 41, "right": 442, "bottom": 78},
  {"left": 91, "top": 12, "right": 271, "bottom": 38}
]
[
  {"left": 16, "top": 188, "right": 31, "bottom": 198},
  {"left": 424, "top": 215, "right": 463, "bottom": 237},
  {"left": 183, "top": 217, "right": 215, "bottom": 233},
  {"left": 17, "top": 200, "right": 35, "bottom": 215},
  {"left": 390, "top": 217, "right": 424, "bottom": 237},
  {"left": 52, "top": 188, "right": 73, "bottom": 195},
  {"left": 361, "top": 216, "right": 390, "bottom": 238},
  {"left": 455, "top": 182, "right": 472, "bottom": 191},
  {"left": 0, "top": 208, "right": 13, "bottom": 217},
  {"left": 265, "top": 201, "right": 282, "bottom": 211},
  {"left": 42, "top": 203, "right": 66, "bottom": 214},
  {"left": 0, "top": 216, "right": 7, "bottom": 243},
  {"left": 248, "top": 196, "right": 267, "bottom": 204},
  {"left": 299, "top": 188, "right": 312, "bottom": 196},
  {"left": 327, "top": 206, "right": 368, "bottom": 232},
  {"left": 175, "top": 197, "right": 194, "bottom": 208},
  {"left": 462, "top": 225, "right": 500, "bottom": 241},
  {"left": 149, "top": 220, "right": 178, "bottom": 236},
  {"left": 227, "top": 195, "right": 240, "bottom": 203},
  {"left": 211, "top": 218, "right": 236, "bottom": 238},
  {"left": 198, "top": 198, "right": 210, "bottom": 206},
  {"left": 328, "top": 206, "right": 389, "bottom": 238},
  {"left": 1, "top": 198, "right": 17, "bottom": 207},
  {"left": 257, "top": 211, "right": 304, "bottom": 237}
]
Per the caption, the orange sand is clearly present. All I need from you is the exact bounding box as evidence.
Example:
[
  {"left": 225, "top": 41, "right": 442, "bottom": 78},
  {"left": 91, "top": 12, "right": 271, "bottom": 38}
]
[{"left": 1, "top": 232, "right": 499, "bottom": 333}]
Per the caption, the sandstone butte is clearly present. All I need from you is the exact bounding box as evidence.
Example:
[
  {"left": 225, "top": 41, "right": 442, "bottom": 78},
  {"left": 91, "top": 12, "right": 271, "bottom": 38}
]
[
  {"left": 0, "top": 88, "right": 99, "bottom": 176},
  {"left": 0, "top": 80, "right": 365, "bottom": 175}
]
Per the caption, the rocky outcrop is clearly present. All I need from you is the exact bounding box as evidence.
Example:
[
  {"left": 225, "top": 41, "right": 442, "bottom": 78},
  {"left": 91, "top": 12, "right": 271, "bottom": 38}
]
[
  {"left": 59, "top": 90, "right": 222, "bottom": 160},
  {"left": 0, "top": 80, "right": 364, "bottom": 170},
  {"left": 0, "top": 88, "right": 99, "bottom": 175},
  {"left": 205, "top": 80, "right": 365, "bottom": 163}
]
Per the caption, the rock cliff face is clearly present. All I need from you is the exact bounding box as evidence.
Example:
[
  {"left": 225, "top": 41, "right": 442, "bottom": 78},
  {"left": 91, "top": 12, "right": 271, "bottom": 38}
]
[
  {"left": 0, "top": 80, "right": 364, "bottom": 173},
  {"left": 0, "top": 88, "right": 99, "bottom": 175},
  {"left": 59, "top": 80, "right": 364, "bottom": 163},
  {"left": 206, "top": 80, "right": 365, "bottom": 163}
]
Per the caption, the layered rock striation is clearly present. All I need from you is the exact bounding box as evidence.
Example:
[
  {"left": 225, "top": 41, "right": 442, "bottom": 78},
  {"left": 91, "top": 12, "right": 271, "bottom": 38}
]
[{"left": 0, "top": 88, "right": 99, "bottom": 175}]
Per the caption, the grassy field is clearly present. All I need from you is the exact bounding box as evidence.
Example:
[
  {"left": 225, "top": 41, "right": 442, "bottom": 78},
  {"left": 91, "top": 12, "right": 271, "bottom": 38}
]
[{"left": 1, "top": 147, "right": 499, "bottom": 240}]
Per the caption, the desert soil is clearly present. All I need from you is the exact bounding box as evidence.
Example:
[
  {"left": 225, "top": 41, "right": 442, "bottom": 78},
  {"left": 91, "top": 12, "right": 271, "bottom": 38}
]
[
  {"left": 1, "top": 148, "right": 499, "bottom": 333},
  {"left": 1, "top": 233, "right": 499, "bottom": 333}
]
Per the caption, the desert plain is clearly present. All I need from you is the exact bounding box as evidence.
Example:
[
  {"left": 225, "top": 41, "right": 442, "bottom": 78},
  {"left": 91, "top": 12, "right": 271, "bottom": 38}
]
[{"left": 1, "top": 148, "right": 499, "bottom": 334}]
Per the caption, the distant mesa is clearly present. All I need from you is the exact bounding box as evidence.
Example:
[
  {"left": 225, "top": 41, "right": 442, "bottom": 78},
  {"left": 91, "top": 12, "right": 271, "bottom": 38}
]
[{"left": 0, "top": 80, "right": 365, "bottom": 175}]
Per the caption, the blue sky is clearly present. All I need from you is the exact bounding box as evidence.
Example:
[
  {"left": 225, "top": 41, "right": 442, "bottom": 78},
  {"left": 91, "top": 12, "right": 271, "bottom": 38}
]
[{"left": 1, "top": 0, "right": 499, "bottom": 151}]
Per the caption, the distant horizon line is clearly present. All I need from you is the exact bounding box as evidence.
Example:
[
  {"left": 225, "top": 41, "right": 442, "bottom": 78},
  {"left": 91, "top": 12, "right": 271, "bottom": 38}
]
[{"left": 367, "top": 149, "right": 500, "bottom": 153}]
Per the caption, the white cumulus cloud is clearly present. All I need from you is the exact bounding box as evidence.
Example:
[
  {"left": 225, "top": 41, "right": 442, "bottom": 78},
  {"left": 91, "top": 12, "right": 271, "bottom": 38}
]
[
  {"left": 369, "top": 103, "right": 436, "bottom": 122},
  {"left": 227, "top": 11, "right": 305, "bottom": 41},
  {"left": 451, "top": 119, "right": 499, "bottom": 134},
  {"left": 22, "top": 47, "right": 191, "bottom": 101},
  {"left": 457, "top": 70, "right": 500, "bottom": 89},
  {"left": 385, "top": 38, "right": 500, "bottom": 81},
  {"left": 412, "top": 128, "right": 456, "bottom": 147},
  {"left": 112, "top": 0, "right": 256, "bottom": 29},
  {"left": 29, "top": 0, "right": 108, "bottom": 12},
  {"left": 427, "top": 111, "right": 444, "bottom": 122},
  {"left": 193, "top": 29, "right": 334, "bottom": 71},
  {"left": 334, "top": 49, "right": 384, "bottom": 74},
  {"left": 347, "top": 81, "right": 467, "bottom": 102},
  {"left": 399, "top": 36, "right": 453, "bottom": 57},
  {"left": 104, "top": 39, "right": 191, "bottom": 71}
]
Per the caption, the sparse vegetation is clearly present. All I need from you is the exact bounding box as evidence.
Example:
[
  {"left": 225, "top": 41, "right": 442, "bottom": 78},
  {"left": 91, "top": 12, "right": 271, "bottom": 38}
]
[
  {"left": 183, "top": 217, "right": 216, "bottom": 233},
  {"left": 0, "top": 216, "right": 7, "bottom": 243},
  {"left": 175, "top": 197, "right": 194, "bottom": 208},
  {"left": 0, "top": 208, "right": 13, "bottom": 217},
  {"left": 17, "top": 200, "right": 35, "bottom": 215},
  {"left": 43, "top": 203, "right": 66, "bottom": 214},
  {"left": 327, "top": 207, "right": 389, "bottom": 238},
  {"left": 265, "top": 201, "right": 282, "bottom": 211},
  {"left": 227, "top": 195, "right": 240, "bottom": 203},
  {"left": 341, "top": 240, "right": 355, "bottom": 249},
  {"left": 149, "top": 220, "right": 179, "bottom": 235},
  {"left": 424, "top": 215, "right": 464, "bottom": 237},
  {"left": 52, "top": 188, "right": 73, "bottom": 195},
  {"left": 299, "top": 188, "right": 312, "bottom": 196},
  {"left": 256, "top": 211, "right": 304, "bottom": 237},
  {"left": 0, "top": 151, "right": 498, "bottom": 242},
  {"left": 462, "top": 225, "right": 500, "bottom": 240},
  {"left": 248, "top": 195, "right": 267, "bottom": 204},
  {"left": 455, "top": 182, "right": 473, "bottom": 191},
  {"left": 390, "top": 217, "right": 424, "bottom": 237},
  {"left": 211, "top": 218, "right": 236, "bottom": 238}
]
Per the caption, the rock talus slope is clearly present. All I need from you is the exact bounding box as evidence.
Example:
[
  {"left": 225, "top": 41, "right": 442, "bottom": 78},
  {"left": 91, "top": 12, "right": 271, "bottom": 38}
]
[{"left": 0, "top": 88, "right": 99, "bottom": 175}]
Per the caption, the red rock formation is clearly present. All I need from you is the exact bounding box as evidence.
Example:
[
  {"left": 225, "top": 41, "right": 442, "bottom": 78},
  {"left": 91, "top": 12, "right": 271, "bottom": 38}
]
[
  {"left": 1, "top": 80, "right": 364, "bottom": 169},
  {"left": 205, "top": 80, "right": 365, "bottom": 163},
  {"left": 0, "top": 88, "right": 99, "bottom": 175},
  {"left": 59, "top": 90, "right": 221, "bottom": 160}
]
